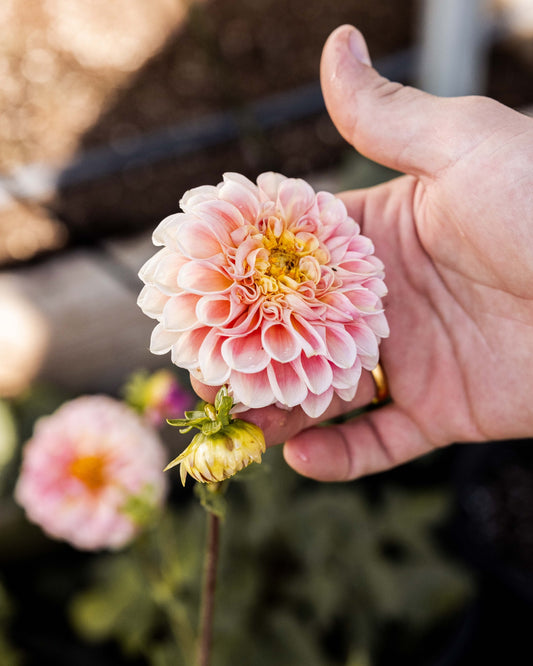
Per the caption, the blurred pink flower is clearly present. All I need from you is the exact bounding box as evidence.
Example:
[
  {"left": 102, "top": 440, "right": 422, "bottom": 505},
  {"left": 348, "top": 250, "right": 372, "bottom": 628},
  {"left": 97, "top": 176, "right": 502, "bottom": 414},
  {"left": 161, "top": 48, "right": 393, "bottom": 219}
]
[
  {"left": 15, "top": 396, "right": 168, "bottom": 551},
  {"left": 138, "top": 172, "right": 388, "bottom": 418}
]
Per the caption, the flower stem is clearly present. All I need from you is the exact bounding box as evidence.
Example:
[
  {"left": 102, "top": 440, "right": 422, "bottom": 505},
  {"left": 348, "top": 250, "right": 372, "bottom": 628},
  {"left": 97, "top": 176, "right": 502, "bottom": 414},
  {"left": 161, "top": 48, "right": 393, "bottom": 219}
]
[{"left": 197, "top": 511, "right": 220, "bottom": 666}]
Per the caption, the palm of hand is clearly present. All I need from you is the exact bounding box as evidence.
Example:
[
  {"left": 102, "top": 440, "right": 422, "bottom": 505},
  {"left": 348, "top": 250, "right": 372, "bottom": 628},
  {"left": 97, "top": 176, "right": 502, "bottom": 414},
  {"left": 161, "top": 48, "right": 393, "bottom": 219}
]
[{"left": 356, "top": 160, "right": 533, "bottom": 452}]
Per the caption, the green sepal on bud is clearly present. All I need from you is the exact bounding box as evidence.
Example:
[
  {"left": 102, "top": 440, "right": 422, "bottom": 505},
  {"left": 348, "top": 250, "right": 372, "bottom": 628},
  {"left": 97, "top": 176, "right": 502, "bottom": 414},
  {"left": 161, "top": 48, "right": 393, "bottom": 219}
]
[
  {"left": 165, "top": 387, "right": 266, "bottom": 486},
  {"left": 166, "top": 386, "right": 233, "bottom": 435}
]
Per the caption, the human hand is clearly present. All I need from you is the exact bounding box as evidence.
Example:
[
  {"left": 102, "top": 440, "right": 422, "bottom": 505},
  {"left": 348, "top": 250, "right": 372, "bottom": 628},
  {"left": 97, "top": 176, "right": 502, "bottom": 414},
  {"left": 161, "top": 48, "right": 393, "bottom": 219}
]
[{"left": 193, "top": 25, "right": 533, "bottom": 481}]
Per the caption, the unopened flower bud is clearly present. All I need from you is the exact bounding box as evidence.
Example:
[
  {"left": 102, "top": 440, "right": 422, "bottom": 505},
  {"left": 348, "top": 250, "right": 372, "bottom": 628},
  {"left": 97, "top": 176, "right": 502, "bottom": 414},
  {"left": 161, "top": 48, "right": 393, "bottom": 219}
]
[
  {"left": 165, "top": 387, "right": 265, "bottom": 485},
  {"left": 166, "top": 420, "right": 265, "bottom": 485}
]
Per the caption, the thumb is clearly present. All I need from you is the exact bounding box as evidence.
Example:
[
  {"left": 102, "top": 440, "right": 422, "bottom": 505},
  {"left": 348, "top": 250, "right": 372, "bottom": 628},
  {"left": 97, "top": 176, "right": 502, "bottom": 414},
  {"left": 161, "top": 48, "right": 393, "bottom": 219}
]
[{"left": 321, "top": 25, "right": 488, "bottom": 178}]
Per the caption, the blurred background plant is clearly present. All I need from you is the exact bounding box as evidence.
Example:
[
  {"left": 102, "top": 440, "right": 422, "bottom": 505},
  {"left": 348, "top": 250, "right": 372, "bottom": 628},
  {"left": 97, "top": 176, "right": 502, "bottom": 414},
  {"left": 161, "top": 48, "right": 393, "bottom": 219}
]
[
  {"left": 0, "top": 368, "right": 476, "bottom": 666},
  {"left": 1, "top": 0, "right": 532, "bottom": 664},
  {"left": 69, "top": 446, "right": 474, "bottom": 666}
]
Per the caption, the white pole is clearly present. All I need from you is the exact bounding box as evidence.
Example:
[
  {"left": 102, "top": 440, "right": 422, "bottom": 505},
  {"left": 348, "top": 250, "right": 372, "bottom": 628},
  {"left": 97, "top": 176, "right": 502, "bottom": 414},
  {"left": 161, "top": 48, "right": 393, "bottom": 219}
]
[{"left": 417, "top": 0, "right": 492, "bottom": 96}]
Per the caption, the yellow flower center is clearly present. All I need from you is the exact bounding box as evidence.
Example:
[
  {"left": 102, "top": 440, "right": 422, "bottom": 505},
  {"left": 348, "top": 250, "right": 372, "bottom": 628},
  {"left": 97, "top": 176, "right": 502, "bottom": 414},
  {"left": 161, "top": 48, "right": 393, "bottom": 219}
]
[
  {"left": 268, "top": 247, "right": 300, "bottom": 279},
  {"left": 70, "top": 454, "right": 108, "bottom": 493},
  {"left": 255, "top": 225, "right": 327, "bottom": 294}
]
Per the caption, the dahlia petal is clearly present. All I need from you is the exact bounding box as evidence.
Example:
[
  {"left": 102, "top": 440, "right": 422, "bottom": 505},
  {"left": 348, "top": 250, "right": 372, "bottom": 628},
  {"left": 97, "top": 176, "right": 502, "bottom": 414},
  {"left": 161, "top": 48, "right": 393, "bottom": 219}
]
[
  {"left": 325, "top": 326, "right": 357, "bottom": 369},
  {"left": 150, "top": 324, "right": 178, "bottom": 354},
  {"left": 363, "top": 277, "right": 388, "bottom": 299},
  {"left": 223, "top": 171, "right": 259, "bottom": 193},
  {"left": 298, "top": 256, "right": 321, "bottom": 283},
  {"left": 260, "top": 299, "right": 283, "bottom": 321},
  {"left": 289, "top": 214, "right": 320, "bottom": 235},
  {"left": 365, "top": 312, "right": 390, "bottom": 338},
  {"left": 257, "top": 171, "right": 286, "bottom": 202},
  {"left": 219, "top": 174, "right": 260, "bottom": 221},
  {"left": 233, "top": 237, "right": 264, "bottom": 277},
  {"left": 193, "top": 199, "right": 244, "bottom": 231},
  {"left": 326, "top": 235, "right": 355, "bottom": 265},
  {"left": 262, "top": 322, "right": 301, "bottom": 363},
  {"left": 179, "top": 185, "right": 219, "bottom": 212},
  {"left": 139, "top": 248, "right": 187, "bottom": 294},
  {"left": 267, "top": 360, "right": 308, "bottom": 407},
  {"left": 338, "top": 258, "right": 381, "bottom": 275},
  {"left": 196, "top": 295, "right": 244, "bottom": 327},
  {"left": 324, "top": 216, "right": 359, "bottom": 243},
  {"left": 177, "top": 219, "right": 225, "bottom": 259},
  {"left": 221, "top": 331, "right": 270, "bottom": 373},
  {"left": 139, "top": 247, "right": 167, "bottom": 282},
  {"left": 283, "top": 293, "right": 319, "bottom": 320},
  {"left": 178, "top": 261, "right": 233, "bottom": 294},
  {"left": 347, "top": 321, "right": 379, "bottom": 359},
  {"left": 315, "top": 269, "right": 338, "bottom": 297},
  {"left": 316, "top": 191, "right": 348, "bottom": 226},
  {"left": 366, "top": 255, "right": 385, "bottom": 272},
  {"left": 152, "top": 213, "right": 187, "bottom": 247},
  {"left": 170, "top": 327, "right": 210, "bottom": 368},
  {"left": 346, "top": 234, "right": 374, "bottom": 256},
  {"left": 230, "top": 369, "right": 275, "bottom": 408},
  {"left": 321, "top": 292, "right": 357, "bottom": 322},
  {"left": 139, "top": 247, "right": 172, "bottom": 282},
  {"left": 162, "top": 293, "right": 200, "bottom": 331},
  {"left": 218, "top": 300, "right": 261, "bottom": 336},
  {"left": 301, "top": 387, "right": 334, "bottom": 418},
  {"left": 198, "top": 331, "right": 231, "bottom": 385},
  {"left": 230, "top": 283, "right": 262, "bottom": 306},
  {"left": 292, "top": 354, "right": 333, "bottom": 395},
  {"left": 290, "top": 315, "right": 327, "bottom": 356},
  {"left": 331, "top": 359, "right": 362, "bottom": 390},
  {"left": 335, "top": 386, "right": 358, "bottom": 402},
  {"left": 137, "top": 285, "right": 169, "bottom": 319},
  {"left": 277, "top": 178, "right": 315, "bottom": 223},
  {"left": 343, "top": 287, "right": 380, "bottom": 312}
]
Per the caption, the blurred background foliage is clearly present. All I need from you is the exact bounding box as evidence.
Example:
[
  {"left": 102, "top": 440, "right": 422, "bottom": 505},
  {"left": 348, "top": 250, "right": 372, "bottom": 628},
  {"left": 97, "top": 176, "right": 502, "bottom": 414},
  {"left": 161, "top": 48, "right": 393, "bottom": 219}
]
[
  {"left": 69, "top": 446, "right": 472, "bottom": 666},
  {"left": 0, "top": 381, "right": 475, "bottom": 666}
]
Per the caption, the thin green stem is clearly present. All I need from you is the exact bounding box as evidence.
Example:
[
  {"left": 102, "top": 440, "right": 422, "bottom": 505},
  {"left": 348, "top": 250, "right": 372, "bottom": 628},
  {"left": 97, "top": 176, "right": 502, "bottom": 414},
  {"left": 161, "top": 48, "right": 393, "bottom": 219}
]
[{"left": 197, "top": 512, "right": 220, "bottom": 666}]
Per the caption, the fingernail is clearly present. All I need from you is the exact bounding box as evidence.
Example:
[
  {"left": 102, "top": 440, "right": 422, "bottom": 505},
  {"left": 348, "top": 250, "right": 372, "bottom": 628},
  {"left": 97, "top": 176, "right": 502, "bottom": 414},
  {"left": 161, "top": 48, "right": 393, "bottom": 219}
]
[{"left": 348, "top": 28, "right": 372, "bottom": 66}]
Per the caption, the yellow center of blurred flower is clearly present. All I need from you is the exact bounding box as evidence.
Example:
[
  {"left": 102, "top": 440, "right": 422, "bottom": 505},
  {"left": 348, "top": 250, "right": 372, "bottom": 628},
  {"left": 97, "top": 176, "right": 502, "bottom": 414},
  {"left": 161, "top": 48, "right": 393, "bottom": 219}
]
[
  {"left": 255, "top": 226, "right": 327, "bottom": 294},
  {"left": 70, "top": 455, "right": 108, "bottom": 493}
]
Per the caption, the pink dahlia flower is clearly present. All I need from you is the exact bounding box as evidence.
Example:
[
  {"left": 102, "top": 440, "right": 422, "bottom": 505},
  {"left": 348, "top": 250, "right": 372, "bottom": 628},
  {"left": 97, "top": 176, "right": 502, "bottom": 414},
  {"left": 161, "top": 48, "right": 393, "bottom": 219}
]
[
  {"left": 15, "top": 396, "right": 168, "bottom": 551},
  {"left": 138, "top": 172, "right": 388, "bottom": 418}
]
